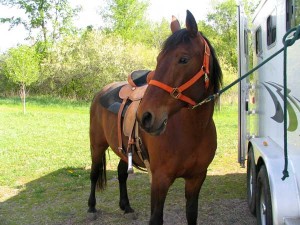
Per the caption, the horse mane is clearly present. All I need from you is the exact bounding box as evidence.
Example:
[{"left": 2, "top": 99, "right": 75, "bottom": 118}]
[{"left": 162, "top": 29, "right": 223, "bottom": 94}]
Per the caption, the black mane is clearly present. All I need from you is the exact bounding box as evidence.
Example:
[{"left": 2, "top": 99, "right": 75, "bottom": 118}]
[{"left": 162, "top": 29, "right": 192, "bottom": 52}]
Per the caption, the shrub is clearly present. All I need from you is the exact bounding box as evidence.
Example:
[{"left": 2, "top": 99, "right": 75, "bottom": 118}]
[{"left": 35, "top": 31, "right": 158, "bottom": 100}]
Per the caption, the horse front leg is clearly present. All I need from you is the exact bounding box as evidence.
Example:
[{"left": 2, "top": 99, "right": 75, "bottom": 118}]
[
  {"left": 150, "top": 173, "right": 173, "bottom": 225},
  {"left": 184, "top": 171, "right": 207, "bottom": 225},
  {"left": 118, "top": 159, "right": 134, "bottom": 213}
]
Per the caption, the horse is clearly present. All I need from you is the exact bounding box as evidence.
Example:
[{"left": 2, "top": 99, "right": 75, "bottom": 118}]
[{"left": 88, "top": 10, "right": 222, "bottom": 225}]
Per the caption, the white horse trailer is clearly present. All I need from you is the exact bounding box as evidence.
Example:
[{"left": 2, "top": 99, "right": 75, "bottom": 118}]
[{"left": 238, "top": 0, "right": 300, "bottom": 224}]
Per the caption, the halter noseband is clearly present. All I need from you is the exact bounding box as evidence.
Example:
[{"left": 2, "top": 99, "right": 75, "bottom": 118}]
[{"left": 148, "top": 35, "right": 211, "bottom": 107}]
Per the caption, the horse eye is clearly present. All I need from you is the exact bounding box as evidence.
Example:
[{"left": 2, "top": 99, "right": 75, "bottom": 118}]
[{"left": 179, "top": 57, "right": 189, "bottom": 64}]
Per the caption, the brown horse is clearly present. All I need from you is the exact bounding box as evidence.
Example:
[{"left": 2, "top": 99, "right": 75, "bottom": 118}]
[{"left": 88, "top": 10, "right": 222, "bottom": 225}]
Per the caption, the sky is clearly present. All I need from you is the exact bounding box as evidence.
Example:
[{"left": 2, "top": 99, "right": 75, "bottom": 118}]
[{"left": 0, "top": 0, "right": 216, "bottom": 52}]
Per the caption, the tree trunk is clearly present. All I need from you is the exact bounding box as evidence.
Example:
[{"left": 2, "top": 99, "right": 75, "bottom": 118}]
[{"left": 20, "top": 83, "right": 26, "bottom": 114}]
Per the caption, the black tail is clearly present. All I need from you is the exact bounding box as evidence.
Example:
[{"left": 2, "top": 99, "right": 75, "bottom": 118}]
[{"left": 97, "top": 152, "right": 107, "bottom": 191}]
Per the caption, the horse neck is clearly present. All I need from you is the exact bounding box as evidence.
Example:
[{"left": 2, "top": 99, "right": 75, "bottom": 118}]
[
  {"left": 191, "top": 87, "right": 216, "bottom": 120},
  {"left": 182, "top": 101, "right": 215, "bottom": 128}
]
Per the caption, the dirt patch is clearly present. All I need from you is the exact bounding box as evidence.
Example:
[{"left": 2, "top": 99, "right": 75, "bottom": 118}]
[
  {"left": 197, "top": 199, "right": 256, "bottom": 225},
  {"left": 83, "top": 199, "right": 256, "bottom": 225}
]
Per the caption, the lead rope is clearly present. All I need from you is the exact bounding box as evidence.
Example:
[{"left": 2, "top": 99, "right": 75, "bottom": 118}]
[
  {"left": 281, "top": 25, "right": 300, "bottom": 180},
  {"left": 192, "top": 25, "right": 300, "bottom": 180}
]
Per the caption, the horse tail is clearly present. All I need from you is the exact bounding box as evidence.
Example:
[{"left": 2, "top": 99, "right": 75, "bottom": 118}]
[
  {"left": 90, "top": 143, "right": 107, "bottom": 191},
  {"left": 97, "top": 150, "right": 107, "bottom": 191}
]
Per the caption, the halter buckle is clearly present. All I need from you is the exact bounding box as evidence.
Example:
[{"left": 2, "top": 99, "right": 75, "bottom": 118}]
[
  {"left": 204, "top": 43, "right": 210, "bottom": 56},
  {"left": 170, "top": 88, "right": 181, "bottom": 99},
  {"left": 205, "top": 73, "right": 209, "bottom": 82}
]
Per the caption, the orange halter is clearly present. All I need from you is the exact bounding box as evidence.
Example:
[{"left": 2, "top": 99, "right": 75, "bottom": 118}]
[{"left": 148, "top": 36, "right": 210, "bottom": 106}]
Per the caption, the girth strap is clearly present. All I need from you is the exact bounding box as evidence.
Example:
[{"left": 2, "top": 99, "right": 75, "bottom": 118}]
[
  {"left": 117, "top": 98, "right": 128, "bottom": 163},
  {"left": 117, "top": 95, "right": 151, "bottom": 176},
  {"left": 134, "top": 121, "right": 152, "bottom": 183}
]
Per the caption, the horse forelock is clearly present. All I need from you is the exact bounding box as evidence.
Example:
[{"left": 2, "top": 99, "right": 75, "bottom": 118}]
[
  {"left": 161, "top": 30, "right": 223, "bottom": 94},
  {"left": 162, "top": 29, "right": 191, "bottom": 52}
]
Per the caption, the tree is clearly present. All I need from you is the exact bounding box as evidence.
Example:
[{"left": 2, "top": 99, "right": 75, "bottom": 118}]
[
  {"left": 0, "top": 0, "right": 80, "bottom": 51},
  {"left": 148, "top": 19, "right": 172, "bottom": 49},
  {"left": 101, "top": 0, "right": 150, "bottom": 43},
  {"left": 38, "top": 30, "right": 157, "bottom": 99},
  {"left": 2, "top": 45, "right": 40, "bottom": 113},
  {"left": 203, "top": 0, "right": 259, "bottom": 68},
  {"left": 206, "top": 0, "right": 238, "bottom": 67}
]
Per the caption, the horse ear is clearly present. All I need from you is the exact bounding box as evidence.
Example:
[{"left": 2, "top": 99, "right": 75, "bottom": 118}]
[
  {"left": 186, "top": 10, "right": 198, "bottom": 37},
  {"left": 170, "top": 15, "right": 181, "bottom": 33}
]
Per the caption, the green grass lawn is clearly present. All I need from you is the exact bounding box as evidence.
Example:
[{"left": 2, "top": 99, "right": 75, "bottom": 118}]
[{"left": 0, "top": 96, "right": 246, "bottom": 224}]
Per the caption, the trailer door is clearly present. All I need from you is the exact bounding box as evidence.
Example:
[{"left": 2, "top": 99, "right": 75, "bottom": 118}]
[{"left": 237, "top": 4, "right": 249, "bottom": 167}]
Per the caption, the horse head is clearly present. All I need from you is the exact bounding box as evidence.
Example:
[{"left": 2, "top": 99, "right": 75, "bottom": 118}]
[{"left": 137, "top": 10, "right": 222, "bottom": 135}]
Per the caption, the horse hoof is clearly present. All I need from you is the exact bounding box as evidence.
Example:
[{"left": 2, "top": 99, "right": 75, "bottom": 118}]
[
  {"left": 124, "top": 211, "right": 137, "bottom": 220},
  {"left": 124, "top": 206, "right": 134, "bottom": 214},
  {"left": 87, "top": 207, "right": 97, "bottom": 213},
  {"left": 87, "top": 212, "right": 97, "bottom": 221}
]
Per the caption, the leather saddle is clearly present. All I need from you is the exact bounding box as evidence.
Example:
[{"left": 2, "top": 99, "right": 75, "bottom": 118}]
[
  {"left": 99, "top": 70, "right": 151, "bottom": 115},
  {"left": 99, "top": 70, "right": 154, "bottom": 176}
]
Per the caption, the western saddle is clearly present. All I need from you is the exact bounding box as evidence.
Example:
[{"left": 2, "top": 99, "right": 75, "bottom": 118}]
[{"left": 117, "top": 70, "right": 154, "bottom": 179}]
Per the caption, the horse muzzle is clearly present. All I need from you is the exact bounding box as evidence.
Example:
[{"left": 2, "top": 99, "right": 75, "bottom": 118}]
[{"left": 138, "top": 111, "right": 168, "bottom": 136}]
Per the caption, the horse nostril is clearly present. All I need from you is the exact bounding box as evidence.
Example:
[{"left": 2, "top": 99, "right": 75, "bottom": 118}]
[{"left": 141, "top": 111, "right": 153, "bottom": 130}]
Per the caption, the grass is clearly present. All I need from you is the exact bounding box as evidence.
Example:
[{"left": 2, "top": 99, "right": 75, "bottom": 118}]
[{"left": 0, "top": 96, "right": 246, "bottom": 225}]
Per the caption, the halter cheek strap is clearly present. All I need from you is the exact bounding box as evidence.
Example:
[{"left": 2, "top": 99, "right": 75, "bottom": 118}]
[{"left": 148, "top": 37, "right": 211, "bottom": 106}]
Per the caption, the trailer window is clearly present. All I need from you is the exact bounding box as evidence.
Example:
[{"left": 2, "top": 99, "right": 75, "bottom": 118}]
[
  {"left": 255, "top": 27, "right": 262, "bottom": 55},
  {"left": 244, "top": 29, "right": 249, "bottom": 55},
  {"left": 286, "top": 0, "right": 293, "bottom": 30},
  {"left": 267, "top": 10, "right": 277, "bottom": 46}
]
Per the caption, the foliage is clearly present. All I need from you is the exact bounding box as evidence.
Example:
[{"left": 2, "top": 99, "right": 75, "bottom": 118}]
[
  {"left": 0, "top": 0, "right": 259, "bottom": 101},
  {"left": 2, "top": 45, "right": 40, "bottom": 86},
  {"left": 0, "top": 72, "right": 18, "bottom": 96},
  {"left": 205, "top": 0, "right": 238, "bottom": 68},
  {"left": 1, "top": 45, "right": 40, "bottom": 112},
  {"left": 101, "top": 0, "right": 151, "bottom": 43},
  {"left": 202, "top": 0, "right": 259, "bottom": 69},
  {"left": 218, "top": 57, "right": 238, "bottom": 104},
  {"left": 0, "top": 55, "right": 18, "bottom": 95},
  {"left": 0, "top": 0, "right": 80, "bottom": 49},
  {"left": 149, "top": 18, "right": 173, "bottom": 49},
  {"left": 241, "top": 0, "right": 260, "bottom": 17},
  {"left": 36, "top": 30, "right": 157, "bottom": 99},
  {"left": 100, "top": 0, "right": 174, "bottom": 48}
]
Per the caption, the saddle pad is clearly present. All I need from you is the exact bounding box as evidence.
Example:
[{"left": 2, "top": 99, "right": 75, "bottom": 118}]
[{"left": 99, "top": 84, "right": 128, "bottom": 115}]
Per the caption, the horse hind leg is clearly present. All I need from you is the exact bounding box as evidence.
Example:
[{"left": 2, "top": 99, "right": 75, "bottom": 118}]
[
  {"left": 118, "top": 159, "right": 134, "bottom": 213},
  {"left": 184, "top": 171, "right": 207, "bottom": 225},
  {"left": 88, "top": 143, "right": 108, "bottom": 213}
]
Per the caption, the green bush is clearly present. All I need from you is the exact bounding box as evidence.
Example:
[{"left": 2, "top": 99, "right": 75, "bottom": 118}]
[
  {"left": 218, "top": 57, "right": 238, "bottom": 105},
  {"left": 1, "top": 31, "right": 238, "bottom": 104},
  {"left": 34, "top": 31, "right": 158, "bottom": 100}
]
